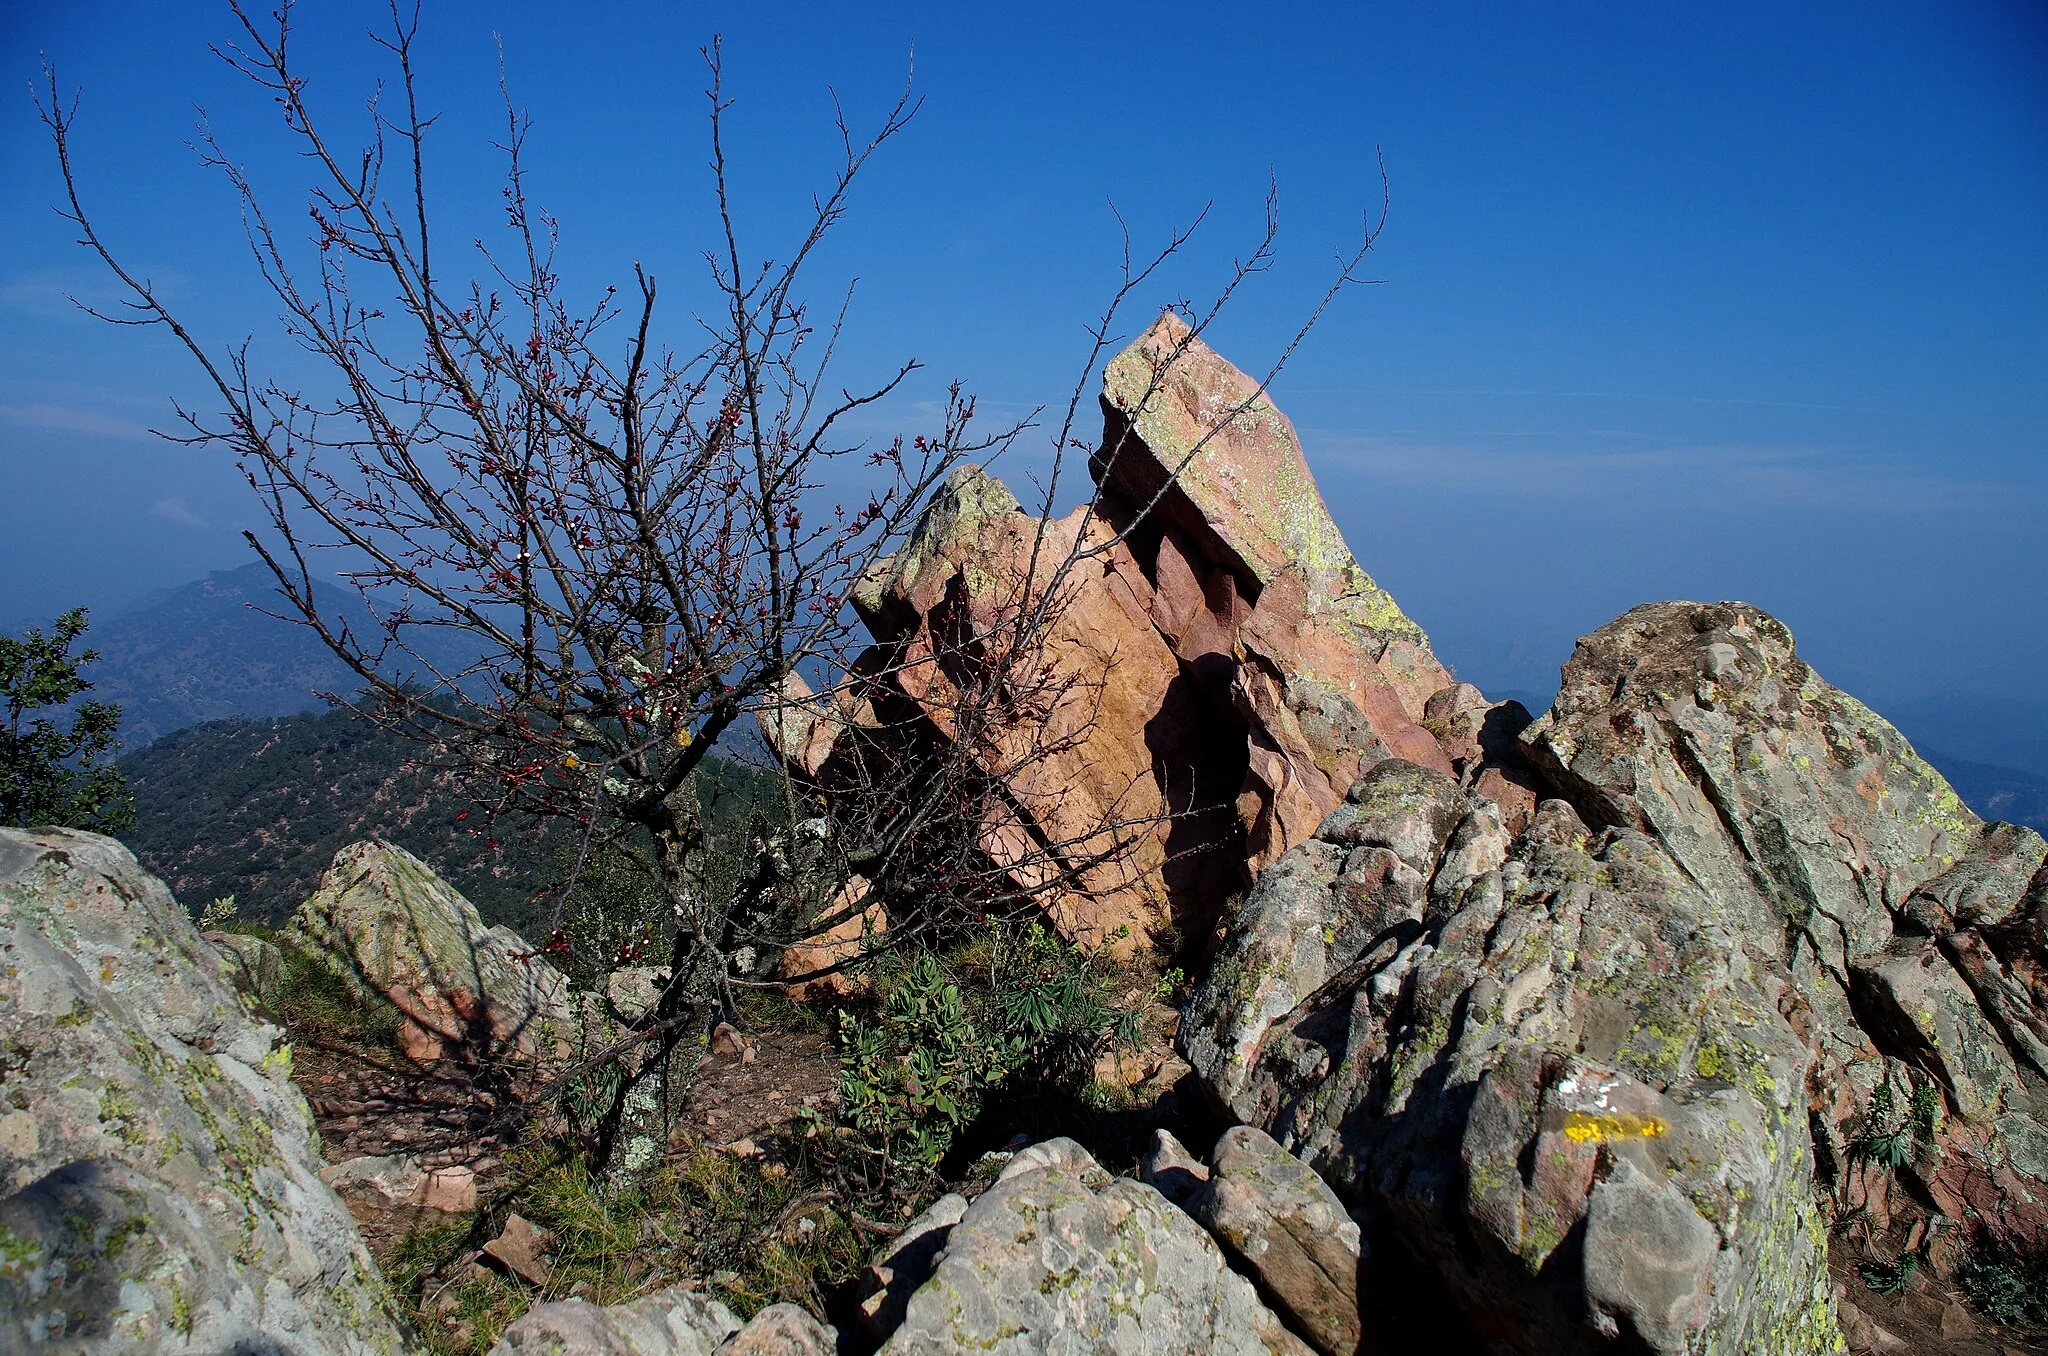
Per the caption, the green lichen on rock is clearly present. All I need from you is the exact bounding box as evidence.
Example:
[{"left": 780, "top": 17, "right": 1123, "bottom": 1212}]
[{"left": 0, "top": 827, "right": 409, "bottom": 1355}]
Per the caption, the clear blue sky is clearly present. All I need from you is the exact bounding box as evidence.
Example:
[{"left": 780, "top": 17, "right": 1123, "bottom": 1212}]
[{"left": 3, "top": 1, "right": 2043, "bottom": 708}]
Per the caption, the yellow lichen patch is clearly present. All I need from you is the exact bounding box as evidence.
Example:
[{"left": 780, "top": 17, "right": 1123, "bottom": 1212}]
[{"left": 1562, "top": 1111, "right": 1668, "bottom": 1144}]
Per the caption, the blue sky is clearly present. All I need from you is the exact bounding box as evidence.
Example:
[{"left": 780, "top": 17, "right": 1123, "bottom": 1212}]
[{"left": 2, "top": 1, "right": 2043, "bottom": 709}]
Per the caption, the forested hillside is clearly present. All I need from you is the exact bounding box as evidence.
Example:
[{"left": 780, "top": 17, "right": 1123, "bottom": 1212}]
[{"left": 117, "top": 706, "right": 783, "bottom": 931}]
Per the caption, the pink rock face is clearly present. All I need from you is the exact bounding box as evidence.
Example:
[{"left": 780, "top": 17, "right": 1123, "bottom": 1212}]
[
  {"left": 784, "top": 313, "right": 1537, "bottom": 950},
  {"left": 848, "top": 473, "right": 1202, "bottom": 949},
  {"left": 413, "top": 1164, "right": 477, "bottom": 1213},
  {"left": 781, "top": 878, "right": 883, "bottom": 1001}
]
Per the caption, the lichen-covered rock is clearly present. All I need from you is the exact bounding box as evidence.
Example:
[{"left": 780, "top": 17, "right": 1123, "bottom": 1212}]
[
  {"left": 717, "top": 1303, "right": 835, "bottom": 1355},
  {"left": 1183, "top": 598, "right": 2048, "bottom": 1352},
  {"left": 1183, "top": 602, "right": 2013, "bottom": 1354},
  {"left": 1186, "top": 1125, "right": 1363, "bottom": 1356},
  {"left": 205, "top": 929, "right": 284, "bottom": 1005},
  {"left": 604, "top": 966, "right": 670, "bottom": 1024},
  {"left": 856, "top": 1192, "right": 968, "bottom": 1340},
  {"left": 0, "top": 827, "right": 406, "bottom": 1355},
  {"left": 488, "top": 1286, "right": 740, "bottom": 1356},
  {"left": 286, "top": 839, "right": 572, "bottom": 1062},
  {"left": 877, "top": 1137, "right": 1313, "bottom": 1355}
]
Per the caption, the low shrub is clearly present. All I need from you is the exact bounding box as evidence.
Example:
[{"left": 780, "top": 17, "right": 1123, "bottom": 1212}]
[
  {"left": 828, "top": 921, "right": 1138, "bottom": 1173},
  {"left": 1962, "top": 1242, "right": 2048, "bottom": 1327}
]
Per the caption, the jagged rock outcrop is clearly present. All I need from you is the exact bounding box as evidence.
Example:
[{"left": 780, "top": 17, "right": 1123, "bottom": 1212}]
[
  {"left": 0, "top": 827, "right": 407, "bottom": 1355},
  {"left": 774, "top": 313, "right": 1538, "bottom": 951},
  {"left": 874, "top": 1137, "right": 1314, "bottom": 1355},
  {"left": 286, "top": 839, "right": 573, "bottom": 1063},
  {"left": 1181, "top": 599, "right": 2048, "bottom": 1353}
]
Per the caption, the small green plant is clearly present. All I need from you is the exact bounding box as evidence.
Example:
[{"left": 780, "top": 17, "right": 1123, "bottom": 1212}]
[
  {"left": 1909, "top": 1080, "right": 1944, "bottom": 1148},
  {"left": 1851, "top": 1064, "right": 1942, "bottom": 1172},
  {"left": 199, "top": 894, "right": 239, "bottom": 930},
  {"left": 384, "top": 1141, "right": 866, "bottom": 1355},
  {"left": 1153, "top": 965, "right": 1187, "bottom": 1004},
  {"left": 1859, "top": 1251, "right": 1918, "bottom": 1297},
  {"left": 831, "top": 921, "right": 1137, "bottom": 1169}
]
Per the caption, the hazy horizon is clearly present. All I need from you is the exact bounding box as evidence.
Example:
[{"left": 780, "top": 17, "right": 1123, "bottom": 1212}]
[{"left": 4, "top": 1, "right": 2043, "bottom": 710}]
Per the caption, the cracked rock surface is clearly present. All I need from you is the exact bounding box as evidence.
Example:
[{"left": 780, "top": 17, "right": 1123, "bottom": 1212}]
[
  {"left": 877, "top": 1136, "right": 1313, "bottom": 1356},
  {"left": 1183, "top": 600, "right": 2048, "bottom": 1354}
]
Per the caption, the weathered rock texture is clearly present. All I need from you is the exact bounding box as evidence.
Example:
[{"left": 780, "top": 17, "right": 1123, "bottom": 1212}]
[
  {"left": 0, "top": 827, "right": 407, "bottom": 1355},
  {"left": 1187, "top": 1125, "right": 1364, "bottom": 1356},
  {"left": 856, "top": 1191, "right": 969, "bottom": 1339},
  {"left": 775, "top": 313, "right": 1537, "bottom": 951},
  {"left": 489, "top": 1286, "right": 740, "bottom": 1356},
  {"left": 205, "top": 928, "right": 285, "bottom": 1005},
  {"left": 1181, "top": 599, "right": 2048, "bottom": 1354},
  {"left": 286, "top": 838, "right": 573, "bottom": 1062},
  {"left": 876, "top": 1136, "right": 1313, "bottom": 1355},
  {"left": 489, "top": 1289, "right": 834, "bottom": 1356}
]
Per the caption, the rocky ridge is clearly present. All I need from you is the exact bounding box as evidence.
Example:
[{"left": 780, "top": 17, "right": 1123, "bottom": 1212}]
[
  {"left": 784, "top": 315, "right": 2048, "bottom": 1351},
  {"left": 10, "top": 314, "right": 2048, "bottom": 1355},
  {"left": 1176, "top": 600, "right": 2048, "bottom": 1354}
]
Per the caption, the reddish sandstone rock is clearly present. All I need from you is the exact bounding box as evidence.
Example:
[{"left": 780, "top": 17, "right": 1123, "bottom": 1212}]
[
  {"left": 775, "top": 315, "right": 1555, "bottom": 951},
  {"left": 1095, "top": 313, "right": 1469, "bottom": 872},
  {"left": 780, "top": 877, "right": 883, "bottom": 1001},
  {"left": 847, "top": 469, "right": 1199, "bottom": 949}
]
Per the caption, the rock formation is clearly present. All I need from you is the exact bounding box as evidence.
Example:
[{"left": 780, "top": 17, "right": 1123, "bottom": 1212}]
[
  {"left": 774, "top": 312, "right": 1538, "bottom": 953},
  {"left": 286, "top": 839, "right": 574, "bottom": 1063},
  {"left": 1182, "top": 599, "right": 2048, "bottom": 1353},
  {"left": 0, "top": 827, "right": 407, "bottom": 1354},
  {"left": 756, "top": 315, "right": 2048, "bottom": 1349},
  {"left": 1184, "top": 1125, "right": 1366, "bottom": 1356}
]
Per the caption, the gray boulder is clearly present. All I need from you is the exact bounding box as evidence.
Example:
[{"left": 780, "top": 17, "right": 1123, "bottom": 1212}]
[
  {"left": 877, "top": 1136, "right": 1312, "bottom": 1355},
  {"left": 0, "top": 827, "right": 407, "bottom": 1355},
  {"left": 717, "top": 1303, "right": 835, "bottom": 1355},
  {"left": 489, "top": 1290, "right": 835, "bottom": 1356},
  {"left": 1186, "top": 1126, "right": 1363, "bottom": 1356},
  {"left": 489, "top": 1287, "right": 739, "bottom": 1356}
]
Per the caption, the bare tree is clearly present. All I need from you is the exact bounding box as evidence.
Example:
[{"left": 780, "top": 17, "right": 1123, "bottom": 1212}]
[{"left": 43, "top": 0, "right": 1383, "bottom": 1180}]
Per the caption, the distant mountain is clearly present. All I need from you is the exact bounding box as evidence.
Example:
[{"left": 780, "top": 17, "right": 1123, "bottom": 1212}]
[
  {"left": 117, "top": 707, "right": 560, "bottom": 929},
  {"left": 69, "top": 562, "right": 474, "bottom": 748},
  {"left": 74, "top": 563, "right": 364, "bottom": 747}
]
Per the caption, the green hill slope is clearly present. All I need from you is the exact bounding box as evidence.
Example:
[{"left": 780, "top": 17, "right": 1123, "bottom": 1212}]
[{"left": 117, "top": 706, "right": 781, "bottom": 932}]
